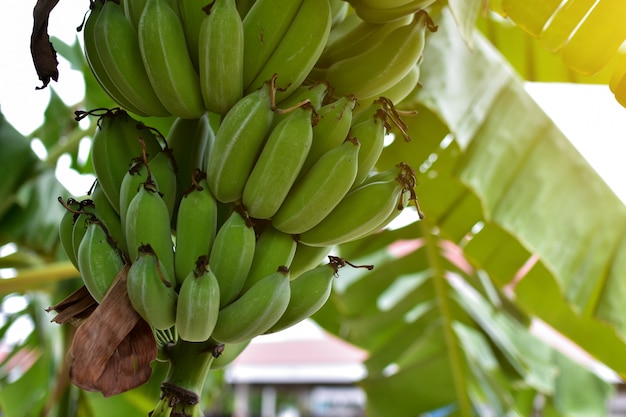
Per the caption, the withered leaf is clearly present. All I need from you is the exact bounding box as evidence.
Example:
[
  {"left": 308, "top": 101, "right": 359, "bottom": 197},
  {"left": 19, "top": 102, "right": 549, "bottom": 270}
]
[
  {"left": 91, "top": 319, "right": 156, "bottom": 397},
  {"left": 70, "top": 265, "right": 157, "bottom": 396},
  {"left": 31, "top": 0, "right": 61, "bottom": 89},
  {"left": 46, "top": 285, "right": 98, "bottom": 326}
]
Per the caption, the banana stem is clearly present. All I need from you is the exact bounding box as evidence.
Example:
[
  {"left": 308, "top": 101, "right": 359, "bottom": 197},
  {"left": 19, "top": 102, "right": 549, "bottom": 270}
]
[
  {"left": 154, "top": 339, "right": 221, "bottom": 417},
  {"left": 0, "top": 261, "right": 79, "bottom": 295}
]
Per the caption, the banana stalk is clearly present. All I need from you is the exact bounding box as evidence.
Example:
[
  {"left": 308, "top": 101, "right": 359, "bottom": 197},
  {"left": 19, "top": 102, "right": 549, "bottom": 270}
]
[{"left": 151, "top": 339, "right": 222, "bottom": 417}]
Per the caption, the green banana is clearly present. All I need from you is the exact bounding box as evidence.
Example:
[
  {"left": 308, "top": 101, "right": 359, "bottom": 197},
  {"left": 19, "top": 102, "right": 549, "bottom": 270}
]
[
  {"left": 208, "top": 208, "right": 256, "bottom": 306},
  {"left": 271, "top": 136, "right": 360, "bottom": 234},
  {"left": 178, "top": 0, "right": 208, "bottom": 69},
  {"left": 126, "top": 244, "right": 178, "bottom": 330},
  {"left": 247, "top": 0, "right": 332, "bottom": 101},
  {"left": 288, "top": 243, "right": 334, "bottom": 280},
  {"left": 325, "top": 10, "right": 361, "bottom": 48},
  {"left": 90, "top": 108, "right": 162, "bottom": 214},
  {"left": 351, "top": 165, "right": 424, "bottom": 233},
  {"left": 266, "top": 257, "right": 343, "bottom": 333},
  {"left": 123, "top": 0, "right": 148, "bottom": 29},
  {"left": 242, "top": 225, "right": 296, "bottom": 292},
  {"left": 349, "top": 105, "right": 386, "bottom": 187},
  {"left": 299, "top": 95, "right": 356, "bottom": 176},
  {"left": 270, "top": 81, "right": 328, "bottom": 131},
  {"left": 176, "top": 256, "right": 221, "bottom": 342},
  {"left": 211, "top": 266, "right": 291, "bottom": 343},
  {"left": 77, "top": 218, "right": 125, "bottom": 303},
  {"left": 58, "top": 197, "right": 82, "bottom": 269},
  {"left": 312, "top": 11, "right": 432, "bottom": 100},
  {"left": 356, "top": 62, "right": 421, "bottom": 113},
  {"left": 210, "top": 339, "right": 250, "bottom": 369},
  {"left": 91, "top": 181, "right": 127, "bottom": 254},
  {"left": 174, "top": 173, "right": 218, "bottom": 284},
  {"left": 373, "top": 184, "right": 422, "bottom": 234},
  {"left": 148, "top": 149, "right": 178, "bottom": 218},
  {"left": 205, "top": 78, "right": 276, "bottom": 203},
  {"left": 166, "top": 114, "right": 213, "bottom": 211},
  {"left": 119, "top": 160, "right": 150, "bottom": 240},
  {"left": 276, "top": 81, "right": 330, "bottom": 112},
  {"left": 242, "top": 0, "right": 304, "bottom": 88},
  {"left": 242, "top": 104, "right": 314, "bottom": 219},
  {"left": 347, "top": 0, "right": 437, "bottom": 23},
  {"left": 119, "top": 148, "right": 178, "bottom": 236},
  {"left": 83, "top": 1, "right": 147, "bottom": 116},
  {"left": 94, "top": 0, "right": 170, "bottom": 117},
  {"left": 71, "top": 199, "right": 98, "bottom": 265},
  {"left": 298, "top": 162, "right": 417, "bottom": 246},
  {"left": 138, "top": 0, "right": 205, "bottom": 118},
  {"left": 199, "top": 0, "right": 245, "bottom": 115},
  {"left": 316, "top": 14, "right": 413, "bottom": 69},
  {"left": 396, "top": 64, "right": 425, "bottom": 110},
  {"left": 125, "top": 181, "right": 175, "bottom": 280}
]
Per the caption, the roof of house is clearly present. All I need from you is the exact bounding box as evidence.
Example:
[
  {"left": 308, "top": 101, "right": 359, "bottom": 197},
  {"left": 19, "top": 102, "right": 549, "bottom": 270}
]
[{"left": 225, "top": 320, "right": 368, "bottom": 384}]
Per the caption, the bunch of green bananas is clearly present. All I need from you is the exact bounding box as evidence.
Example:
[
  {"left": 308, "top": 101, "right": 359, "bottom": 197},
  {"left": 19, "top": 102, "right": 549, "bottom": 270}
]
[
  {"left": 83, "top": 0, "right": 435, "bottom": 118},
  {"left": 60, "top": 0, "right": 439, "bottom": 414},
  {"left": 83, "top": 0, "right": 332, "bottom": 118}
]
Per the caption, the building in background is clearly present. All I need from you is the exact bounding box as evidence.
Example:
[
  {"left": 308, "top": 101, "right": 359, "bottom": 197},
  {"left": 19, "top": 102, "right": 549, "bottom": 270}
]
[{"left": 225, "top": 320, "right": 367, "bottom": 417}]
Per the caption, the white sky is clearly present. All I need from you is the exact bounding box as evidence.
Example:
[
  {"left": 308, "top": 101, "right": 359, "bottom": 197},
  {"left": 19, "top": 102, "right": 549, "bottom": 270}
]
[
  {"left": 0, "top": 0, "right": 87, "bottom": 132},
  {"left": 0, "top": 1, "right": 625, "bottom": 203},
  {"left": 525, "top": 82, "right": 626, "bottom": 205}
]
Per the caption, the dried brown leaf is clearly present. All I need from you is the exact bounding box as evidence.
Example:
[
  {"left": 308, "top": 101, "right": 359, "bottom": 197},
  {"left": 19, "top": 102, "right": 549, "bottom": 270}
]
[
  {"left": 69, "top": 265, "right": 157, "bottom": 396},
  {"left": 31, "top": 0, "right": 60, "bottom": 89},
  {"left": 46, "top": 285, "right": 97, "bottom": 326}
]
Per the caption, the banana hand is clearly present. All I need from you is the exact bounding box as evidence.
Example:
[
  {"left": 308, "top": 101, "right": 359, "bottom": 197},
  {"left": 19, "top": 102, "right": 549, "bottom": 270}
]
[
  {"left": 297, "top": 162, "right": 418, "bottom": 246},
  {"left": 89, "top": 108, "right": 162, "bottom": 214},
  {"left": 211, "top": 266, "right": 291, "bottom": 343},
  {"left": 242, "top": 0, "right": 305, "bottom": 87},
  {"left": 246, "top": 0, "right": 333, "bottom": 101},
  {"left": 314, "top": 11, "right": 434, "bottom": 100},
  {"left": 94, "top": 1, "right": 169, "bottom": 117},
  {"left": 272, "top": 136, "right": 360, "bottom": 234},
  {"left": 266, "top": 256, "right": 345, "bottom": 333}
]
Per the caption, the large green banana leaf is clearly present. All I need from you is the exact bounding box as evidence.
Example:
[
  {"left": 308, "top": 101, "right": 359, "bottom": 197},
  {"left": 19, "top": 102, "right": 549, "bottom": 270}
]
[{"left": 313, "top": 7, "right": 626, "bottom": 416}]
